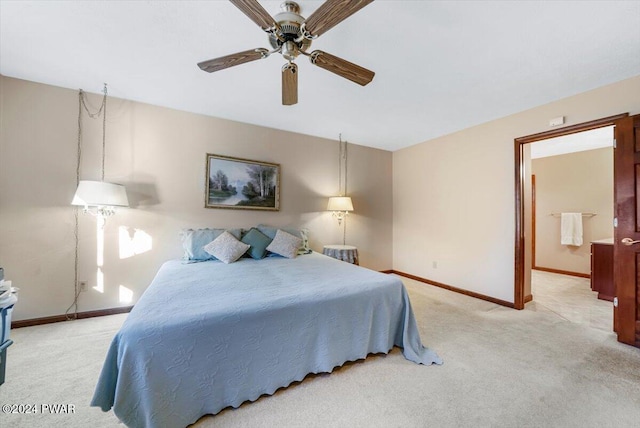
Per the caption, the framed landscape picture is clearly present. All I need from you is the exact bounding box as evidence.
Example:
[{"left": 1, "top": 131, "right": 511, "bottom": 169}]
[{"left": 205, "top": 154, "right": 280, "bottom": 211}]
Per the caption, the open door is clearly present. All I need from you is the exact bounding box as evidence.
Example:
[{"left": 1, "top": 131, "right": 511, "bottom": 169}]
[{"left": 613, "top": 114, "right": 640, "bottom": 347}]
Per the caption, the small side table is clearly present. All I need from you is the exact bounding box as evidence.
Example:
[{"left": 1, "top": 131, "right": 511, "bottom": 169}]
[
  {"left": 0, "top": 292, "right": 17, "bottom": 386},
  {"left": 323, "top": 245, "right": 359, "bottom": 265}
]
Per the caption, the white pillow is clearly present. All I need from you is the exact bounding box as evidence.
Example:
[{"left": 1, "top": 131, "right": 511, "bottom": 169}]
[
  {"left": 257, "top": 224, "right": 310, "bottom": 253},
  {"left": 266, "top": 229, "right": 303, "bottom": 259},
  {"left": 203, "top": 231, "right": 250, "bottom": 264}
]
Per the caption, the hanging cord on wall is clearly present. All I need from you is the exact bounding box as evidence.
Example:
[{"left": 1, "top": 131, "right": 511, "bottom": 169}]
[
  {"left": 338, "top": 134, "right": 342, "bottom": 196},
  {"left": 65, "top": 85, "right": 108, "bottom": 320},
  {"left": 65, "top": 91, "right": 83, "bottom": 320},
  {"left": 337, "top": 134, "right": 350, "bottom": 245},
  {"left": 344, "top": 139, "right": 348, "bottom": 196},
  {"left": 343, "top": 139, "right": 348, "bottom": 245},
  {"left": 101, "top": 86, "right": 107, "bottom": 180},
  {"left": 338, "top": 133, "right": 348, "bottom": 196},
  {"left": 79, "top": 84, "right": 108, "bottom": 179}
]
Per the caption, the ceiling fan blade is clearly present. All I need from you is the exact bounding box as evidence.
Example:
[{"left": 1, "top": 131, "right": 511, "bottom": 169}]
[
  {"left": 303, "top": 0, "right": 373, "bottom": 38},
  {"left": 309, "top": 50, "right": 374, "bottom": 86},
  {"left": 229, "top": 0, "right": 278, "bottom": 31},
  {"left": 197, "top": 49, "right": 268, "bottom": 73},
  {"left": 282, "top": 63, "right": 298, "bottom": 106}
]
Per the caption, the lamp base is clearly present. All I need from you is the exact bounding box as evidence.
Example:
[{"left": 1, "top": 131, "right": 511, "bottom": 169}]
[{"left": 332, "top": 211, "right": 348, "bottom": 226}]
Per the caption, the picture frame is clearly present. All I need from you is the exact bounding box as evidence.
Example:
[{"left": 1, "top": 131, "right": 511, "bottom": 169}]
[{"left": 205, "top": 154, "right": 280, "bottom": 211}]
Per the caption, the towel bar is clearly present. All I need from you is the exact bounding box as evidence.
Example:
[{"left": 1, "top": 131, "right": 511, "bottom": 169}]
[{"left": 550, "top": 212, "right": 596, "bottom": 217}]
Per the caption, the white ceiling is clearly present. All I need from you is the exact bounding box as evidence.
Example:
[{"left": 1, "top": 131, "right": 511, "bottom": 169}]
[
  {"left": 530, "top": 125, "right": 614, "bottom": 159},
  {"left": 1, "top": 1, "right": 639, "bottom": 151}
]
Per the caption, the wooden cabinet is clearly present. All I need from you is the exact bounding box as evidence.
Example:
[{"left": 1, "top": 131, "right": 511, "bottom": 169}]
[{"left": 591, "top": 242, "right": 614, "bottom": 301}]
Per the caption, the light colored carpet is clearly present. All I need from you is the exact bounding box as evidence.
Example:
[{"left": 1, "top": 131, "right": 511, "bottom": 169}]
[{"left": 1, "top": 275, "right": 639, "bottom": 428}]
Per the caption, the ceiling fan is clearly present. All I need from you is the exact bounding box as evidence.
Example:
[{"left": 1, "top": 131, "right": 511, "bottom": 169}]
[{"left": 198, "top": 0, "right": 375, "bottom": 106}]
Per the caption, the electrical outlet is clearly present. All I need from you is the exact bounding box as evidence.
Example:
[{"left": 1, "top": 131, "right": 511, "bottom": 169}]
[
  {"left": 79, "top": 281, "right": 88, "bottom": 292},
  {"left": 432, "top": 261, "right": 438, "bottom": 269}
]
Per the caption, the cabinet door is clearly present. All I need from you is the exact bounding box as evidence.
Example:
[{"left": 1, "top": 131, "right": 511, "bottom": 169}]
[{"left": 592, "top": 243, "right": 614, "bottom": 301}]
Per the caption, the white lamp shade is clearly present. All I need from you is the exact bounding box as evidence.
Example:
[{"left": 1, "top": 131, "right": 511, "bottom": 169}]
[
  {"left": 327, "top": 196, "right": 354, "bottom": 212},
  {"left": 71, "top": 180, "right": 129, "bottom": 207}
]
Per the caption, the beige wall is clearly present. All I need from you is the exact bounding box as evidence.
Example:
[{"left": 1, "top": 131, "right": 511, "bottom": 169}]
[
  {"left": 532, "top": 147, "right": 613, "bottom": 274},
  {"left": 0, "top": 76, "right": 393, "bottom": 321},
  {"left": 393, "top": 75, "right": 640, "bottom": 303}
]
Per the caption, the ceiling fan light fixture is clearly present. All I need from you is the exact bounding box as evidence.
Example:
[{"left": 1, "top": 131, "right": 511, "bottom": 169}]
[{"left": 281, "top": 41, "right": 299, "bottom": 61}]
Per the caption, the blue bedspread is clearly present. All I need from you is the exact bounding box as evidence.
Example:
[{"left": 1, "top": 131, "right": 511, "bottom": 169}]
[{"left": 91, "top": 252, "right": 442, "bottom": 427}]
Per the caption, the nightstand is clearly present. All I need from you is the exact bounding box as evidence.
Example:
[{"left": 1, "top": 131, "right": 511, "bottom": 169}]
[
  {"left": 0, "top": 282, "right": 17, "bottom": 386},
  {"left": 323, "top": 245, "right": 359, "bottom": 265}
]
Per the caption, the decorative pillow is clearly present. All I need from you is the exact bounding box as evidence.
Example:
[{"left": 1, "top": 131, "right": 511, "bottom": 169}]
[
  {"left": 265, "top": 229, "right": 303, "bottom": 259},
  {"left": 241, "top": 228, "right": 272, "bottom": 260},
  {"left": 181, "top": 228, "right": 242, "bottom": 262},
  {"left": 203, "top": 231, "right": 250, "bottom": 264},
  {"left": 257, "top": 224, "right": 310, "bottom": 252}
]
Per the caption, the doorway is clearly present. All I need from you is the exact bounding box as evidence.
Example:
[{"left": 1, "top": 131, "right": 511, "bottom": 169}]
[
  {"left": 514, "top": 113, "right": 640, "bottom": 347},
  {"left": 527, "top": 126, "right": 615, "bottom": 331},
  {"left": 529, "top": 127, "right": 614, "bottom": 280}
]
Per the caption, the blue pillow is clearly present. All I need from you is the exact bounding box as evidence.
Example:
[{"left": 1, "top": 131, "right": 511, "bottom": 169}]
[
  {"left": 241, "top": 228, "right": 273, "bottom": 260},
  {"left": 181, "top": 228, "right": 242, "bottom": 262}
]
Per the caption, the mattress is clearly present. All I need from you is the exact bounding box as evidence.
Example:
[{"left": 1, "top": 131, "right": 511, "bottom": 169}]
[{"left": 91, "top": 252, "right": 441, "bottom": 427}]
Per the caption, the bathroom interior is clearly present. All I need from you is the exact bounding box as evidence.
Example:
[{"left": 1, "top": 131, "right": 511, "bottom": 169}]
[{"left": 527, "top": 126, "right": 614, "bottom": 332}]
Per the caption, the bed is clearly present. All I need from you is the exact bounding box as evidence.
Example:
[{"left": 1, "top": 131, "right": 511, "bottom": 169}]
[{"left": 91, "top": 252, "right": 441, "bottom": 428}]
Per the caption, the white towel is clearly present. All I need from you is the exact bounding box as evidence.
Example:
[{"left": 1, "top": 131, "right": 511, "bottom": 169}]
[{"left": 561, "top": 213, "right": 583, "bottom": 246}]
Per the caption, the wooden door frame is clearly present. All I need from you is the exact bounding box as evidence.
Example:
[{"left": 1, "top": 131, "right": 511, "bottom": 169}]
[
  {"left": 513, "top": 113, "right": 628, "bottom": 310},
  {"left": 532, "top": 174, "right": 536, "bottom": 269}
]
